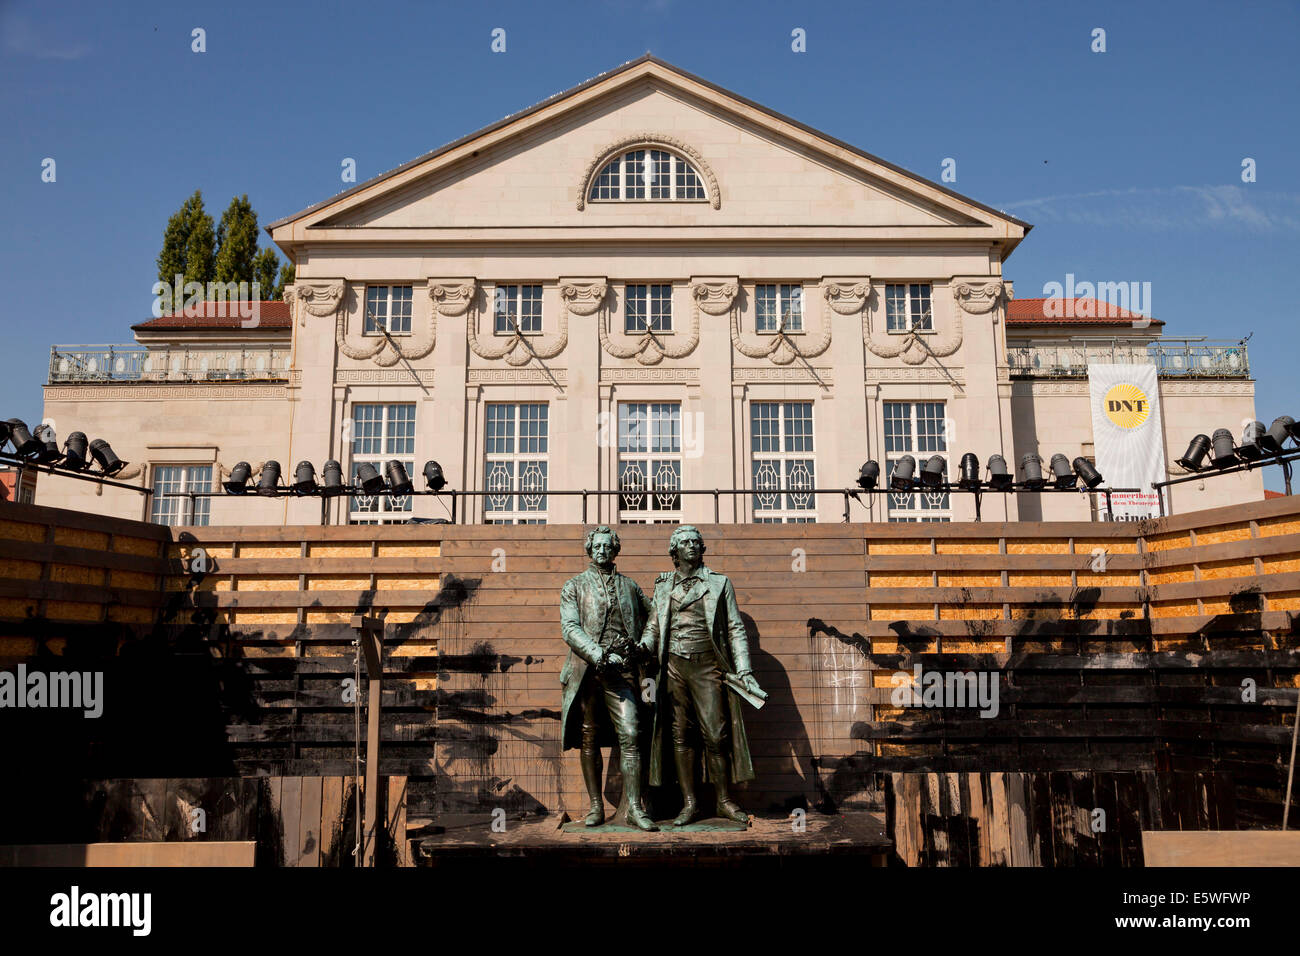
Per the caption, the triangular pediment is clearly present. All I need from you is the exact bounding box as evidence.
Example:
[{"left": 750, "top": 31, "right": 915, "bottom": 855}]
[{"left": 269, "top": 57, "right": 1027, "bottom": 246}]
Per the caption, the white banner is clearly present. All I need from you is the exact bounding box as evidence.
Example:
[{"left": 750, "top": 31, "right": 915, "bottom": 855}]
[{"left": 1087, "top": 363, "right": 1166, "bottom": 520}]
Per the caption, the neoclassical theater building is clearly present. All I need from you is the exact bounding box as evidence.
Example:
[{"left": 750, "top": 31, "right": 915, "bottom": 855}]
[{"left": 40, "top": 56, "right": 1261, "bottom": 527}]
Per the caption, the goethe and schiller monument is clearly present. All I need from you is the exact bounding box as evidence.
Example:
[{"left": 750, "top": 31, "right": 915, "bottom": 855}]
[{"left": 561, "top": 525, "right": 766, "bottom": 830}]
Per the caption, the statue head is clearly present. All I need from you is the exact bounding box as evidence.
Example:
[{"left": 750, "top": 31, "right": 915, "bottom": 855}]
[
  {"left": 584, "top": 525, "right": 621, "bottom": 568},
  {"left": 668, "top": 525, "right": 706, "bottom": 569}
]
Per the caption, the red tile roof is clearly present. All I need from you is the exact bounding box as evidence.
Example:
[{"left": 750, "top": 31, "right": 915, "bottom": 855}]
[
  {"left": 1265, "top": 489, "right": 1286, "bottom": 500},
  {"left": 132, "top": 301, "right": 291, "bottom": 331},
  {"left": 1008, "top": 297, "right": 1162, "bottom": 326}
]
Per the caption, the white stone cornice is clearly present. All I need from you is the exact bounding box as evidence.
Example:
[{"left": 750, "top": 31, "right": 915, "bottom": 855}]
[
  {"left": 821, "top": 277, "right": 872, "bottom": 315},
  {"left": 428, "top": 278, "right": 477, "bottom": 316},
  {"left": 284, "top": 280, "right": 345, "bottom": 326},
  {"left": 558, "top": 278, "right": 608, "bottom": 316},
  {"left": 951, "top": 276, "right": 1008, "bottom": 315}
]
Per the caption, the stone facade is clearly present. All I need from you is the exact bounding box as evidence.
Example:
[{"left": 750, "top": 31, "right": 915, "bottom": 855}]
[{"left": 38, "top": 57, "right": 1261, "bottom": 526}]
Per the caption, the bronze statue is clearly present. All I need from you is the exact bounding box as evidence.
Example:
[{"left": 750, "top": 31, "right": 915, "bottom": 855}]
[
  {"left": 559, "top": 526, "right": 657, "bottom": 831},
  {"left": 640, "top": 525, "right": 763, "bottom": 825}
]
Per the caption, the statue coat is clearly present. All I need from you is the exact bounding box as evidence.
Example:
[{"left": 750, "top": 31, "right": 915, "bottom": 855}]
[
  {"left": 640, "top": 566, "right": 755, "bottom": 786},
  {"left": 558, "top": 566, "right": 652, "bottom": 751}
]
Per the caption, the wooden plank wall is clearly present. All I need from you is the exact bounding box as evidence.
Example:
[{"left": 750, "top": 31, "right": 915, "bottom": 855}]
[
  {"left": 65, "top": 776, "right": 409, "bottom": 867},
  {"left": 2, "top": 494, "right": 1300, "bottom": 851},
  {"left": 885, "top": 771, "right": 1237, "bottom": 866}
]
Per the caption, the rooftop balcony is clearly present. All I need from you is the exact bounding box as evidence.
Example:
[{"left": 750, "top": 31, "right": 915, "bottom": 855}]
[
  {"left": 48, "top": 345, "right": 290, "bottom": 384},
  {"left": 1007, "top": 337, "right": 1250, "bottom": 378}
]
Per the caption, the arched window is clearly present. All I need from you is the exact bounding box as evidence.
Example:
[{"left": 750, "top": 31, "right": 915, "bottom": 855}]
[{"left": 588, "top": 148, "right": 708, "bottom": 202}]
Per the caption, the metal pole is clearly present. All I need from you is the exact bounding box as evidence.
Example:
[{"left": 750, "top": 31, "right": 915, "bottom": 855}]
[
  {"left": 1107, "top": 489, "right": 1116, "bottom": 521},
  {"left": 582, "top": 490, "right": 587, "bottom": 524},
  {"left": 974, "top": 489, "right": 982, "bottom": 523},
  {"left": 1285, "top": 460, "right": 1294, "bottom": 496},
  {"left": 842, "top": 490, "right": 850, "bottom": 523},
  {"left": 1286, "top": 690, "right": 1300, "bottom": 830},
  {"left": 713, "top": 490, "right": 719, "bottom": 524}
]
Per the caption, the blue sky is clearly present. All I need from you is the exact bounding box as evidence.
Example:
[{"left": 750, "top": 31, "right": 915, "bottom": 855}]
[{"left": 2, "top": 0, "right": 1297, "bottom": 489}]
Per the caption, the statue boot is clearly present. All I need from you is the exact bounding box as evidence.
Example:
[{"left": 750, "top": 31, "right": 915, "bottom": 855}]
[
  {"left": 580, "top": 747, "right": 604, "bottom": 826},
  {"left": 621, "top": 750, "right": 657, "bottom": 832},
  {"left": 709, "top": 751, "right": 749, "bottom": 824},
  {"left": 672, "top": 745, "right": 699, "bottom": 826}
]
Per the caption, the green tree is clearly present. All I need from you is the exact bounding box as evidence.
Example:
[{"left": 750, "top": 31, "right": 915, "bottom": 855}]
[
  {"left": 159, "top": 190, "right": 295, "bottom": 301},
  {"left": 214, "top": 194, "right": 259, "bottom": 285},
  {"left": 157, "top": 190, "right": 216, "bottom": 287}
]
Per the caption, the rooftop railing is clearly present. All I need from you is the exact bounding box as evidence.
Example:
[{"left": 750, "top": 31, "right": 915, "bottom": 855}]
[
  {"left": 48, "top": 345, "right": 290, "bottom": 384},
  {"left": 1007, "top": 337, "right": 1250, "bottom": 378}
]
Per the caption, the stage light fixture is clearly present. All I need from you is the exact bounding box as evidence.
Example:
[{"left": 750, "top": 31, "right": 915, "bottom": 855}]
[
  {"left": 292, "top": 461, "right": 318, "bottom": 495},
  {"left": 1050, "top": 453, "right": 1077, "bottom": 489},
  {"left": 88, "top": 439, "right": 126, "bottom": 476},
  {"left": 957, "top": 453, "right": 981, "bottom": 491},
  {"left": 1020, "top": 453, "right": 1046, "bottom": 490},
  {"left": 6, "top": 419, "right": 42, "bottom": 458},
  {"left": 61, "top": 432, "right": 90, "bottom": 471},
  {"left": 1210, "top": 428, "right": 1238, "bottom": 469},
  {"left": 423, "top": 460, "right": 446, "bottom": 492},
  {"left": 890, "top": 455, "right": 916, "bottom": 491},
  {"left": 0, "top": 419, "right": 9, "bottom": 449},
  {"left": 1263, "top": 416, "right": 1295, "bottom": 455},
  {"left": 1238, "top": 421, "right": 1266, "bottom": 461},
  {"left": 224, "top": 462, "right": 252, "bottom": 494},
  {"left": 386, "top": 460, "right": 414, "bottom": 496},
  {"left": 857, "top": 460, "right": 880, "bottom": 491},
  {"left": 357, "top": 462, "right": 385, "bottom": 495},
  {"left": 1176, "top": 434, "right": 1210, "bottom": 472},
  {"left": 321, "top": 460, "right": 345, "bottom": 498},
  {"left": 1073, "top": 457, "right": 1104, "bottom": 489},
  {"left": 987, "top": 454, "right": 1013, "bottom": 491},
  {"left": 32, "top": 425, "right": 63, "bottom": 465},
  {"left": 257, "top": 460, "right": 282, "bottom": 497},
  {"left": 920, "top": 455, "right": 947, "bottom": 488}
]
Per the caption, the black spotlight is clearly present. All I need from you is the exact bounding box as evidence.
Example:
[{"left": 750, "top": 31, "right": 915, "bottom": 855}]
[
  {"left": 957, "top": 453, "right": 981, "bottom": 491},
  {"left": 357, "top": 462, "right": 385, "bottom": 495},
  {"left": 1020, "top": 453, "right": 1046, "bottom": 490},
  {"left": 224, "top": 461, "right": 252, "bottom": 494},
  {"left": 1176, "top": 434, "right": 1210, "bottom": 472},
  {"left": 292, "top": 461, "right": 318, "bottom": 495},
  {"left": 857, "top": 460, "right": 880, "bottom": 491},
  {"left": 1238, "top": 421, "right": 1266, "bottom": 461},
  {"left": 1263, "top": 416, "right": 1295, "bottom": 455},
  {"left": 1073, "top": 457, "right": 1104, "bottom": 489},
  {"left": 987, "top": 454, "right": 1013, "bottom": 491},
  {"left": 890, "top": 455, "right": 916, "bottom": 491},
  {"left": 920, "top": 455, "right": 947, "bottom": 488},
  {"left": 1210, "top": 428, "right": 1238, "bottom": 468},
  {"left": 257, "top": 460, "right": 282, "bottom": 497},
  {"left": 423, "top": 460, "right": 446, "bottom": 492},
  {"left": 88, "top": 438, "right": 126, "bottom": 476},
  {"left": 386, "top": 460, "right": 414, "bottom": 496},
  {"left": 321, "top": 460, "right": 345, "bottom": 498},
  {"left": 1050, "top": 453, "right": 1077, "bottom": 489},
  {"left": 32, "top": 425, "right": 63, "bottom": 465},
  {"left": 61, "top": 432, "right": 90, "bottom": 471},
  {"left": 6, "top": 418, "right": 42, "bottom": 458}
]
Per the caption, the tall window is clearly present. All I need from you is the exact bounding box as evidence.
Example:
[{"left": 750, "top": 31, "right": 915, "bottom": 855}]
[
  {"left": 885, "top": 283, "right": 933, "bottom": 332},
  {"left": 618, "top": 403, "right": 681, "bottom": 524},
  {"left": 624, "top": 284, "right": 673, "bottom": 334},
  {"left": 493, "top": 284, "right": 543, "bottom": 335},
  {"left": 364, "top": 285, "right": 414, "bottom": 335},
  {"left": 349, "top": 403, "right": 415, "bottom": 524},
  {"left": 484, "top": 403, "right": 548, "bottom": 524},
  {"left": 755, "top": 284, "right": 803, "bottom": 333},
  {"left": 883, "top": 401, "right": 950, "bottom": 522},
  {"left": 150, "top": 464, "right": 212, "bottom": 526},
  {"left": 589, "top": 149, "right": 707, "bottom": 202},
  {"left": 751, "top": 402, "right": 815, "bottom": 523}
]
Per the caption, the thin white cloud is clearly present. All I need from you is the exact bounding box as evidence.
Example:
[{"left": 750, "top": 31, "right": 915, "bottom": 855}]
[
  {"left": 1003, "top": 185, "right": 1300, "bottom": 233},
  {"left": 2, "top": 14, "right": 91, "bottom": 61}
]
